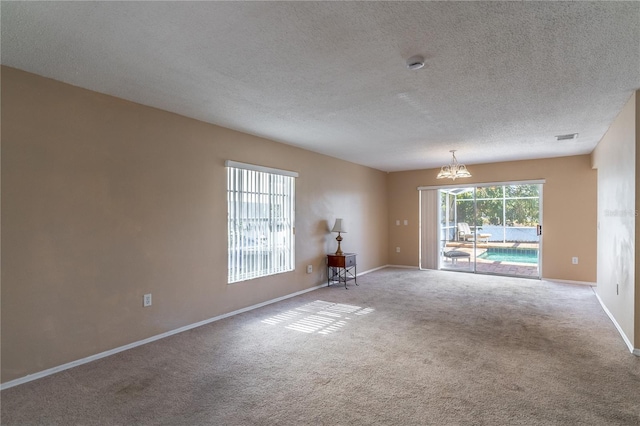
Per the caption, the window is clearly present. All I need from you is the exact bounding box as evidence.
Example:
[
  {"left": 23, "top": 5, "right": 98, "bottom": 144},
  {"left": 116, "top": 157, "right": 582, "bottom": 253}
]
[{"left": 226, "top": 160, "right": 297, "bottom": 283}]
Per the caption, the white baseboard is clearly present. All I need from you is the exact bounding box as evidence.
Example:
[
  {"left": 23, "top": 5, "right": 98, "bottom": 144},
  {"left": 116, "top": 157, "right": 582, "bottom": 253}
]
[
  {"left": 386, "top": 264, "right": 420, "bottom": 269},
  {"left": 593, "top": 290, "right": 637, "bottom": 355},
  {"left": 0, "top": 282, "right": 328, "bottom": 391},
  {"left": 357, "top": 265, "right": 388, "bottom": 276},
  {"left": 543, "top": 278, "right": 596, "bottom": 287}
]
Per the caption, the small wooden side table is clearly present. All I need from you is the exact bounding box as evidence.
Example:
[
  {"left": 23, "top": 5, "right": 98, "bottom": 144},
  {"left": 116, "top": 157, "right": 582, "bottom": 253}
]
[{"left": 327, "top": 253, "right": 357, "bottom": 289}]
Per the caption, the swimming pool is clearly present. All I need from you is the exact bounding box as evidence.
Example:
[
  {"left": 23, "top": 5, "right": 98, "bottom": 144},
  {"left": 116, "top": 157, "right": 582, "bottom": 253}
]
[{"left": 477, "top": 248, "right": 538, "bottom": 264}]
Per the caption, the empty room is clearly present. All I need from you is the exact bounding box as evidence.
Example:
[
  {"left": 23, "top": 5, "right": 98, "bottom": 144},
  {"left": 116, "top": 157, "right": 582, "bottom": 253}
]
[{"left": 1, "top": 2, "right": 639, "bottom": 425}]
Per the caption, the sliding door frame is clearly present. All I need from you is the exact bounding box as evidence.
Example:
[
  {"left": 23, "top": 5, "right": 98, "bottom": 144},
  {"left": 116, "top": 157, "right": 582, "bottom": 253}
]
[{"left": 419, "top": 179, "right": 545, "bottom": 278}]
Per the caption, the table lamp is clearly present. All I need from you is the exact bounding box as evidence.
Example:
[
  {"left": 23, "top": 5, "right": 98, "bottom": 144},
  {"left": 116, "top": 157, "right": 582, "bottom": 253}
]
[{"left": 331, "top": 218, "right": 347, "bottom": 255}]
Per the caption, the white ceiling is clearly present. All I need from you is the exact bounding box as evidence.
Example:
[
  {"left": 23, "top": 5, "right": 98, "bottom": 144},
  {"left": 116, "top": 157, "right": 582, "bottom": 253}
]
[{"left": 2, "top": 1, "right": 639, "bottom": 172}]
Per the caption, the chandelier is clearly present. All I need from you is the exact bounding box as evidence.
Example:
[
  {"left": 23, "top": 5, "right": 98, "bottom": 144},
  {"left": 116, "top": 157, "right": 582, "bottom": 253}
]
[{"left": 436, "top": 150, "right": 471, "bottom": 180}]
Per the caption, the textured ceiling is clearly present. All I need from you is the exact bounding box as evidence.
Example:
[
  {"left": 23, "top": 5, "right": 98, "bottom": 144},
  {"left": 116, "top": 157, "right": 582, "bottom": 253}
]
[{"left": 2, "top": 1, "right": 639, "bottom": 172}]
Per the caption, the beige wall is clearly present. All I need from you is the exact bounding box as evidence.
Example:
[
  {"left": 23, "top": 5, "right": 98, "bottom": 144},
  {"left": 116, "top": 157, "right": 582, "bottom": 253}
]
[
  {"left": 387, "top": 155, "right": 597, "bottom": 282},
  {"left": 636, "top": 92, "right": 640, "bottom": 349},
  {"left": 592, "top": 91, "right": 637, "bottom": 348},
  {"left": 633, "top": 90, "right": 640, "bottom": 348},
  {"left": 0, "top": 67, "right": 389, "bottom": 383}
]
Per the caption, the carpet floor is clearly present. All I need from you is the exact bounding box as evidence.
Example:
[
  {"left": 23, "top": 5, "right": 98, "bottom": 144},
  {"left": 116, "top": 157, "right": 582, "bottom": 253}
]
[{"left": 2, "top": 268, "right": 639, "bottom": 425}]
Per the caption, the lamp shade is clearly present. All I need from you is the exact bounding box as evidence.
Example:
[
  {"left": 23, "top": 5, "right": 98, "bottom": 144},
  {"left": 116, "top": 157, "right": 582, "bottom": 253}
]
[
  {"left": 436, "top": 150, "right": 471, "bottom": 180},
  {"left": 331, "top": 218, "right": 347, "bottom": 233}
]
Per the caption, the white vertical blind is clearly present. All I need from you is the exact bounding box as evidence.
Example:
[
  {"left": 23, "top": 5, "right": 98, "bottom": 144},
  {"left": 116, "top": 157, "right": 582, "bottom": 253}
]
[
  {"left": 226, "top": 162, "right": 296, "bottom": 283},
  {"left": 420, "top": 189, "right": 440, "bottom": 270}
]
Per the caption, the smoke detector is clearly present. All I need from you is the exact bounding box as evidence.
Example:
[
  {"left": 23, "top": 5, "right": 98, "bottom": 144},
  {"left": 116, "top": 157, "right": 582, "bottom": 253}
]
[{"left": 406, "top": 55, "right": 425, "bottom": 70}]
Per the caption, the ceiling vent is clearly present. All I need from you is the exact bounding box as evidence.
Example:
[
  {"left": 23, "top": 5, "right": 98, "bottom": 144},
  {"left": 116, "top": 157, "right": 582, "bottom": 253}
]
[{"left": 556, "top": 133, "right": 578, "bottom": 141}]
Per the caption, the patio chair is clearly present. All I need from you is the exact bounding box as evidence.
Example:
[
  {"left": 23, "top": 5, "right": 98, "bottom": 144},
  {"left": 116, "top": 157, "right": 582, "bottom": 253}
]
[
  {"left": 443, "top": 250, "right": 471, "bottom": 265},
  {"left": 457, "top": 222, "right": 492, "bottom": 244},
  {"left": 457, "top": 222, "right": 474, "bottom": 241}
]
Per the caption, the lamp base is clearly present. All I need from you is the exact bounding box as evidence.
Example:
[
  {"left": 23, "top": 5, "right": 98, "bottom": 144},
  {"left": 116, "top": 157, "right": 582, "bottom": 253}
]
[{"left": 335, "top": 233, "right": 343, "bottom": 255}]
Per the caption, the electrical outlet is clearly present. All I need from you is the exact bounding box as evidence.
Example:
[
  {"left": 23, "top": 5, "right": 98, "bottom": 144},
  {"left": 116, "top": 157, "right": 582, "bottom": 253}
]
[
  {"left": 306, "top": 265, "right": 313, "bottom": 274},
  {"left": 396, "top": 220, "right": 400, "bottom": 226},
  {"left": 396, "top": 247, "right": 400, "bottom": 253},
  {"left": 404, "top": 220, "right": 408, "bottom": 226},
  {"left": 143, "top": 293, "right": 152, "bottom": 307},
  {"left": 572, "top": 257, "right": 578, "bottom": 265}
]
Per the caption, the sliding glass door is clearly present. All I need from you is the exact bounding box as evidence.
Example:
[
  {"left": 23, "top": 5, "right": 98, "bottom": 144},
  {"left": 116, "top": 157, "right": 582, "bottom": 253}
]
[
  {"left": 439, "top": 187, "right": 474, "bottom": 272},
  {"left": 438, "top": 183, "right": 541, "bottom": 278}
]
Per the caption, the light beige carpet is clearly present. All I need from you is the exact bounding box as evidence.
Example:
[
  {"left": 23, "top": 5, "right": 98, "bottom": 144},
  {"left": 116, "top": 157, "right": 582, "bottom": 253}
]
[{"left": 2, "top": 268, "right": 639, "bottom": 425}]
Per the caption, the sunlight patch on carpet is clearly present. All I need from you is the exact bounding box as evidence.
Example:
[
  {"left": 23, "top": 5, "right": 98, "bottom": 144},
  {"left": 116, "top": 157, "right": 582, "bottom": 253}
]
[
  {"left": 294, "top": 300, "right": 336, "bottom": 312},
  {"left": 262, "top": 300, "right": 374, "bottom": 335},
  {"left": 260, "top": 310, "right": 300, "bottom": 325}
]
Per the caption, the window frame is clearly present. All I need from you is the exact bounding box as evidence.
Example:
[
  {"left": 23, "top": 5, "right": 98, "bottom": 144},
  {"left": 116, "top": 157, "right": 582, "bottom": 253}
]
[{"left": 226, "top": 160, "right": 297, "bottom": 283}]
